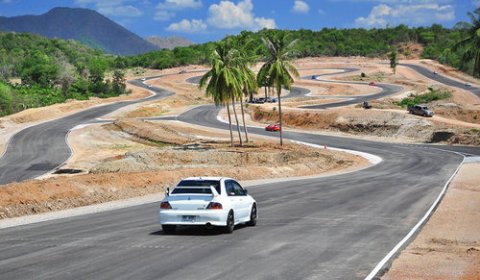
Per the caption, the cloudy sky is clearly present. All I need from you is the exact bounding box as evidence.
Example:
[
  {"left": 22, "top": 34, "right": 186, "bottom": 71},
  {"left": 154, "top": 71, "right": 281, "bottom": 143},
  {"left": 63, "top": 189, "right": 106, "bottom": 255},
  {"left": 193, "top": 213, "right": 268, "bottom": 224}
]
[{"left": 0, "top": 0, "right": 477, "bottom": 43}]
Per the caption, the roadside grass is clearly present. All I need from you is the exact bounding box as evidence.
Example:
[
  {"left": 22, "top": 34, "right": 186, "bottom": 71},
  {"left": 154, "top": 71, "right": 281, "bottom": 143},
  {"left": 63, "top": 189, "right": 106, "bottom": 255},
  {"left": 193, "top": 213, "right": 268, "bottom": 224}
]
[{"left": 395, "top": 87, "right": 452, "bottom": 108}]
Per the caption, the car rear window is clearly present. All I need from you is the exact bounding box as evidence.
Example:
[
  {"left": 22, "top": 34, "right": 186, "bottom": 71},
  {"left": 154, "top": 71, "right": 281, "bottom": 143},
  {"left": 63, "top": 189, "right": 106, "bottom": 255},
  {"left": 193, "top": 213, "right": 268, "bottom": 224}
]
[{"left": 173, "top": 180, "right": 221, "bottom": 194}]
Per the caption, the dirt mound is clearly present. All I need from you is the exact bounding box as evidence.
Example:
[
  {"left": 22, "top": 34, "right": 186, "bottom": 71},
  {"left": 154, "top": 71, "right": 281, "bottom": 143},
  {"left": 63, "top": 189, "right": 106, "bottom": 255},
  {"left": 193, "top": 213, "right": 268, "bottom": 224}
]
[
  {"left": 333, "top": 112, "right": 434, "bottom": 141},
  {"left": 114, "top": 119, "right": 193, "bottom": 145},
  {"left": 396, "top": 43, "right": 424, "bottom": 60},
  {"left": 251, "top": 106, "right": 435, "bottom": 142},
  {"left": 90, "top": 144, "right": 347, "bottom": 174},
  {"left": 251, "top": 106, "right": 338, "bottom": 129},
  {"left": 0, "top": 142, "right": 365, "bottom": 219}
]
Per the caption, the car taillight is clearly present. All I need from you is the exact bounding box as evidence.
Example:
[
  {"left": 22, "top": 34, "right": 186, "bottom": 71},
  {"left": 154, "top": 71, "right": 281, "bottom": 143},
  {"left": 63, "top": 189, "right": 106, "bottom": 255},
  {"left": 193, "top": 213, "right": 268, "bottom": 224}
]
[
  {"left": 160, "top": 201, "right": 172, "bottom": 209},
  {"left": 206, "top": 202, "right": 222, "bottom": 210}
]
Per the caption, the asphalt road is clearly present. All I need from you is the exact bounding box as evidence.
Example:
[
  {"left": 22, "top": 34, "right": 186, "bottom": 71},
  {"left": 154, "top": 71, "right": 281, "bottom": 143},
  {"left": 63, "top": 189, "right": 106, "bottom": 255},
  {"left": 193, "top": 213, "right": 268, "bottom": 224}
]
[
  {"left": 0, "top": 67, "right": 479, "bottom": 279},
  {"left": 0, "top": 77, "right": 173, "bottom": 185},
  {"left": 300, "top": 69, "right": 404, "bottom": 109},
  {"left": 401, "top": 63, "right": 480, "bottom": 99}
]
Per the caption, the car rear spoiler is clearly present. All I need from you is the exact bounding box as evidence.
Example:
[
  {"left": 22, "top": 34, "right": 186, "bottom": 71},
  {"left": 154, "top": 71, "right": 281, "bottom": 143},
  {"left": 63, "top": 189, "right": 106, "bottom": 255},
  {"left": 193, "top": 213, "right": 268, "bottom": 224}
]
[{"left": 210, "top": 186, "right": 219, "bottom": 197}]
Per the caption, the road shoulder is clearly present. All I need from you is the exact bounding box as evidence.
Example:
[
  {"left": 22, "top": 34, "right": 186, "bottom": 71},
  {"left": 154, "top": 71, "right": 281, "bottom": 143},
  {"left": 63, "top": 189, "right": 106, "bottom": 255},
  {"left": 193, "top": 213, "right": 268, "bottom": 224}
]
[{"left": 383, "top": 159, "right": 480, "bottom": 280}]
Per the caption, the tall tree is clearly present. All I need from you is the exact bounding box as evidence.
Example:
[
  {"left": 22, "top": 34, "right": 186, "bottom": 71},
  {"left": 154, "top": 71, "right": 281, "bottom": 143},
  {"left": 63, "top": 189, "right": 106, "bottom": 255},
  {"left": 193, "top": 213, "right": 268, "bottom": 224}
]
[
  {"left": 390, "top": 49, "right": 397, "bottom": 74},
  {"left": 258, "top": 34, "right": 299, "bottom": 146},
  {"left": 112, "top": 69, "right": 126, "bottom": 95},
  {"left": 233, "top": 38, "right": 258, "bottom": 144},
  {"left": 454, "top": 8, "right": 480, "bottom": 77},
  {"left": 199, "top": 42, "right": 245, "bottom": 146}
]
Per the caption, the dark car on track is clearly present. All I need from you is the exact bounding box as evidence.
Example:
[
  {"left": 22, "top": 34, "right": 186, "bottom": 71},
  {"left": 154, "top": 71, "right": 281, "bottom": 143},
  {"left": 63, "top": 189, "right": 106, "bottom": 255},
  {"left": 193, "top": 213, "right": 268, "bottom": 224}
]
[{"left": 408, "top": 104, "right": 434, "bottom": 117}]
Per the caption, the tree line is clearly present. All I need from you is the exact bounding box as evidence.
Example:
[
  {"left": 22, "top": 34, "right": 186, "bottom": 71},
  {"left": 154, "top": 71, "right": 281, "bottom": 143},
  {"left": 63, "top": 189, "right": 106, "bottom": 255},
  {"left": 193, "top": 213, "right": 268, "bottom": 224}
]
[{"left": 124, "top": 22, "right": 474, "bottom": 76}]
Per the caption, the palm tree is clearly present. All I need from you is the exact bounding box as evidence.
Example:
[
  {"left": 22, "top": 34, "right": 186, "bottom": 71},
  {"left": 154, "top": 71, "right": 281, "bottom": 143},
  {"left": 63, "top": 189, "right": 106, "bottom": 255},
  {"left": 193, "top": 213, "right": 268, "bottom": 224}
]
[
  {"left": 239, "top": 66, "right": 257, "bottom": 143},
  {"left": 258, "top": 34, "right": 299, "bottom": 145},
  {"left": 454, "top": 8, "right": 480, "bottom": 77},
  {"left": 233, "top": 39, "right": 258, "bottom": 144},
  {"left": 199, "top": 42, "right": 245, "bottom": 146}
]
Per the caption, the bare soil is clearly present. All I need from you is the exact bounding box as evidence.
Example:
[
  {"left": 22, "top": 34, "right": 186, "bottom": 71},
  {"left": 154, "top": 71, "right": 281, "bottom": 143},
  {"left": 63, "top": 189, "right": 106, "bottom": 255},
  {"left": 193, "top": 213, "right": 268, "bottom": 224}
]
[
  {"left": 382, "top": 162, "right": 480, "bottom": 280},
  {"left": 0, "top": 117, "right": 367, "bottom": 220},
  {"left": 249, "top": 105, "right": 480, "bottom": 145}
]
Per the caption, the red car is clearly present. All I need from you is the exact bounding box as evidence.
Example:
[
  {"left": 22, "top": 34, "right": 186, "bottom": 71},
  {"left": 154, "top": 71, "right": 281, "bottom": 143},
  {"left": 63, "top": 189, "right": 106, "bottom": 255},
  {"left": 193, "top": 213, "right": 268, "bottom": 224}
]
[
  {"left": 369, "top": 82, "right": 376, "bottom": 86},
  {"left": 265, "top": 123, "right": 281, "bottom": 131}
]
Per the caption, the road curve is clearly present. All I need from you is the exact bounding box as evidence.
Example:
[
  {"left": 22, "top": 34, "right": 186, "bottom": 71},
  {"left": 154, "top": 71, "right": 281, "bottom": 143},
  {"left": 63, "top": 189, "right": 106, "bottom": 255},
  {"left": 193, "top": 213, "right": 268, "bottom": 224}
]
[
  {"left": 401, "top": 63, "right": 480, "bottom": 99},
  {"left": 0, "top": 77, "right": 173, "bottom": 185},
  {"left": 0, "top": 67, "right": 478, "bottom": 279}
]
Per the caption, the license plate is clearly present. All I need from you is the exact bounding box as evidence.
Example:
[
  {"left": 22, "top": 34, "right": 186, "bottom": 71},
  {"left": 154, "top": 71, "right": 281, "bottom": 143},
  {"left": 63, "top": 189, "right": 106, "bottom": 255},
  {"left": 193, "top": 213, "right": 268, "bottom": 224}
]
[{"left": 182, "top": 215, "right": 196, "bottom": 222}]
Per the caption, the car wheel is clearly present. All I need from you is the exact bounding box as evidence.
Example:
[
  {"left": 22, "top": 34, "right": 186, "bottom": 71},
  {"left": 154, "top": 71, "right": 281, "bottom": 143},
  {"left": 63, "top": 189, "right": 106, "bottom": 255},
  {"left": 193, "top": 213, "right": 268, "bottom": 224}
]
[
  {"left": 162, "top": 225, "right": 176, "bottom": 234},
  {"left": 224, "top": 211, "right": 234, "bottom": 234},
  {"left": 246, "top": 204, "right": 257, "bottom": 227}
]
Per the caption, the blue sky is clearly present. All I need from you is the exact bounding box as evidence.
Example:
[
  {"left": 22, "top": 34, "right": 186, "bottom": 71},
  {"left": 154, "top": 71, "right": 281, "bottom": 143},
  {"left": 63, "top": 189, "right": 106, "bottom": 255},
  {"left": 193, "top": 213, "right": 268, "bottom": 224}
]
[{"left": 0, "top": 0, "right": 478, "bottom": 43}]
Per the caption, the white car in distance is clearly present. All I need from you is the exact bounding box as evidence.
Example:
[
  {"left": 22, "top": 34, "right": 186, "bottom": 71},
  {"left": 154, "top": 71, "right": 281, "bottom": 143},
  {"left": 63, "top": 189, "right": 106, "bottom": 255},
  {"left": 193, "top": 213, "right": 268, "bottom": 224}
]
[{"left": 159, "top": 177, "right": 257, "bottom": 234}]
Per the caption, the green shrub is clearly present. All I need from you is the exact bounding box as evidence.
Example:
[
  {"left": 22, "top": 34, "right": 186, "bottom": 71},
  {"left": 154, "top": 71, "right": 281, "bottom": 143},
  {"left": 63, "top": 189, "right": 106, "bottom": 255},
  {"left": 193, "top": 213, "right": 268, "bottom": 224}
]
[
  {"left": 395, "top": 87, "right": 451, "bottom": 108},
  {"left": 0, "top": 83, "right": 13, "bottom": 116}
]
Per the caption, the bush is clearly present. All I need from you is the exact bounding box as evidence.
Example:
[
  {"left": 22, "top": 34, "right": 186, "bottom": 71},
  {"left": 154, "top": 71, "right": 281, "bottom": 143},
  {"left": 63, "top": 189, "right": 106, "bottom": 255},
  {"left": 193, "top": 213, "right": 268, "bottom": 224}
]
[
  {"left": 395, "top": 87, "right": 452, "bottom": 108},
  {"left": 0, "top": 83, "right": 13, "bottom": 116}
]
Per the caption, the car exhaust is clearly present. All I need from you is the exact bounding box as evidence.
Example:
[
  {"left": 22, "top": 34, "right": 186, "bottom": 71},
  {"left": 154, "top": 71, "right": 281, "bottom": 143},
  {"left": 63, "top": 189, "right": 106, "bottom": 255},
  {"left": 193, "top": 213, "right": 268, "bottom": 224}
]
[{"left": 205, "top": 223, "right": 213, "bottom": 229}]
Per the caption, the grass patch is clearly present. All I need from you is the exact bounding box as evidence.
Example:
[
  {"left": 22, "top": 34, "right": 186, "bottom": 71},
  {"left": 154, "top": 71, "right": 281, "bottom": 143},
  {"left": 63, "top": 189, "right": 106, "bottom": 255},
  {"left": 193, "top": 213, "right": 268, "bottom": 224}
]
[
  {"left": 110, "top": 144, "right": 131, "bottom": 150},
  {"left": 395, "top": 87, "right": 451, "bottom": 108}
]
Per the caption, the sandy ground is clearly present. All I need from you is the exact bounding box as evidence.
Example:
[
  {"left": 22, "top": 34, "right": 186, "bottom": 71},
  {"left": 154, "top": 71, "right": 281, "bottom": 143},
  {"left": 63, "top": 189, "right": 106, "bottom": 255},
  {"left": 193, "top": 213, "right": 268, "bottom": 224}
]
[
  {"left": 0, "top": 118, "right": 368, "bottom": 219},
  {"left": 383, "top": 161, "right": 480, "bottom": 280},
  {"left": 105, "top": 67, "right": 210, "bottom": 119}
]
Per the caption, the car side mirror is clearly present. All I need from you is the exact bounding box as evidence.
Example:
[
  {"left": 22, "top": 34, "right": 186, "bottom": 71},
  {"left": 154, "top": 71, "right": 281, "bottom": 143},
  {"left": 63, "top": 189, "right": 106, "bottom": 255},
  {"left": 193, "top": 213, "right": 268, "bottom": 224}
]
[
  {"left": 165, "top": 187, "right": 170, "bottom": 197},
  {"left": 244, "top": 188, "right": 248, "bottom": 194}
]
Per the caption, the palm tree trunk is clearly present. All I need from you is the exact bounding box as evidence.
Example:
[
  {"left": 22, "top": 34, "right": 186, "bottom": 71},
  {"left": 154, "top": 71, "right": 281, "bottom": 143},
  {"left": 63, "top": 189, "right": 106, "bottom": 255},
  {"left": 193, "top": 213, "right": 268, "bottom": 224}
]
[
  {"left": 264, "top": 86, "right": 267, "bottom": 99},
  {"left": 231, "top": 96, "right": 243, "bottom": 146},
  {"left": 240, "top": 96, "right": 249, "bottom": 143},
  {"left": 277, "top": 87, "right": 283, "bottom": 146},
  {"left": 226, "top": 101, "right": 234, "bottom": 147}
]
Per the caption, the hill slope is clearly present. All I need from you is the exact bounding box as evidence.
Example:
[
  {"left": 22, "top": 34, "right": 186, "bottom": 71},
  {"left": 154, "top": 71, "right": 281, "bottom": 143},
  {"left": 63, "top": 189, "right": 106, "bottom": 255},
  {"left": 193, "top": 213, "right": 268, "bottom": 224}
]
[
  {"left": 146, "top": 36, "right": 193, "bottom": 50},
  {"left": 0, "top": 7, "right": 158, "bottom": 55}
]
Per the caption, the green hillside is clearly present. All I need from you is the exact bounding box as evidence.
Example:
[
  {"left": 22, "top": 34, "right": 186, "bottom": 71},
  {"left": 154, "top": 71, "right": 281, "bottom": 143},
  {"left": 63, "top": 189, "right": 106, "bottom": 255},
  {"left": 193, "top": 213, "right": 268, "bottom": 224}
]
[{"left": 0, "top": 32, "right": 126, "bottom": 116}]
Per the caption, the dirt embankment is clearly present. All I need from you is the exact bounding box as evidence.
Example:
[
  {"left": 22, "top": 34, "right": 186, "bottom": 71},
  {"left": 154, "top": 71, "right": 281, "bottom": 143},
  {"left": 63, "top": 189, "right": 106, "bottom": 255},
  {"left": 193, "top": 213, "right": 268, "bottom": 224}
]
[
  {"left": 0, "top": 119, "right": 367, "bottom": 219},
  {"left": 250, "top": 106, "right": 480, "bottom": 145},
  {"left": 383, "top": 162, "right": 480, "bottom": 280}
]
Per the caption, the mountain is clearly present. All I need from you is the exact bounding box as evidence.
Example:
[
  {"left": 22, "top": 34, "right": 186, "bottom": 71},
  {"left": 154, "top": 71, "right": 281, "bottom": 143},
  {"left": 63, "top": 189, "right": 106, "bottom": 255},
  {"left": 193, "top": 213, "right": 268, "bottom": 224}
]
[
  {"left": 146, "top": 36, "right": 193, "bottom": 50},
  {"left": 0, "top": 7, "right": 158, "bottom": 55}
]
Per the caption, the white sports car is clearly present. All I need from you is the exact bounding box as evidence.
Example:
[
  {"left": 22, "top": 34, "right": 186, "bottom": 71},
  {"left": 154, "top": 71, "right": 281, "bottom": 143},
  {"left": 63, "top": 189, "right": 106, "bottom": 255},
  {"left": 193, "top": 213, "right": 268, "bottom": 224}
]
[{"left": 159, "top": 177, "right": 257, "bottom": 234}]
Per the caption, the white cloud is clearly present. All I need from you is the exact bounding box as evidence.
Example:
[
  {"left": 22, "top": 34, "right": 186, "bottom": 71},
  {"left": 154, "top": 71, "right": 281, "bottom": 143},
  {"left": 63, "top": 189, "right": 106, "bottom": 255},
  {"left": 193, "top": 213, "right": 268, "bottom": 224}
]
[
  {"left": 155, "top": 0, "right": 202, "bottom": 22},
  {"left": 75, "top": 0, "right": 143, "bottom": 17},
  {"left": 154, "top": 10, "right": 175, "bottom": 21},
  {"left": 160, "top": 0, "right": 202, "bottom": 10},
  {"left": 254, "top": 17, "right": 276, "bottom": 29},
  {"left": 166, "top": 19, "right": 207, "bottom": 33},
  {"left": 293, "top": 0, "right": 310, "bottom": 14},
  {"left": 207, "top": 0, "right": 276, "bottom": 30},
  {"left": 355, "top": 2, "right": 454, "bottom": 28}
]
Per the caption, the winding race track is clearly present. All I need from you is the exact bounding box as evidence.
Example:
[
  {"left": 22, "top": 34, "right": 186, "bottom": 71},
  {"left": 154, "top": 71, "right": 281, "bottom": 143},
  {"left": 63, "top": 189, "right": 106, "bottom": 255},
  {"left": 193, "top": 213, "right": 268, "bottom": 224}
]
[
  {"left": 0, "top": 77, "right": 174, "bottom": 185},
  {"left": 0, "top": 65, "right": 479, "bottom": 279}
]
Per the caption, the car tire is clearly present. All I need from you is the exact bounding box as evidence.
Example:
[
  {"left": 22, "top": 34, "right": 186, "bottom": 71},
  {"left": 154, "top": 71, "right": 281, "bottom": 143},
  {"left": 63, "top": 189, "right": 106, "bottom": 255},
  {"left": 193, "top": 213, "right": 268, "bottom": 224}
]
[
  {"left": 246, "top": 204, "right": 257, "bottom": 227},
  {"left": 224, "top": 211, "right": 234, "bottom": 234},
  {"left": 162, "top": 225, "right": 176, "bottom": 234}
]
